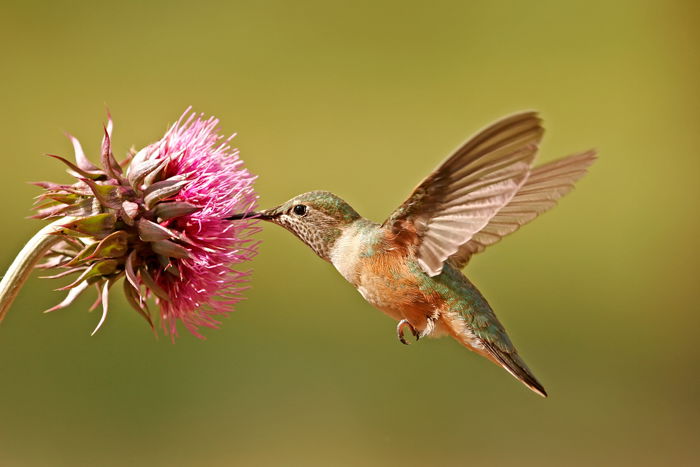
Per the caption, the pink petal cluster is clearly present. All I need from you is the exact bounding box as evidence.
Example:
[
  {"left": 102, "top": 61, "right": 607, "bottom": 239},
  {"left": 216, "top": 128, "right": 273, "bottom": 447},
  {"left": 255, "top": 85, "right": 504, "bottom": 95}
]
[{"left": 146, "top": 111, "right": 259, "bottom": 337}]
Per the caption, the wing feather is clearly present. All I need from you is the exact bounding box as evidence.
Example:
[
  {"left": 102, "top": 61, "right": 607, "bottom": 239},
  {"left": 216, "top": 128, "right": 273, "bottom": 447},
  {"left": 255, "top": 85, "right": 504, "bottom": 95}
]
[
  {"left": 384, "top": 112, "right": 544, "bottom": 276},
  {"left": 448, "top": 150, "right": 596, "bottom": 268}
]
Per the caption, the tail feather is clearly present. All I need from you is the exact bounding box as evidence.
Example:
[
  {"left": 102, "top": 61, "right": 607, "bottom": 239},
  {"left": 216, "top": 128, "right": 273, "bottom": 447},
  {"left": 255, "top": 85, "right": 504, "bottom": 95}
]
[
  {"left": 440, "top": 309, "right": 547, "bottom": 397},
  {"left": 481, "top": 341, "right": 547, "bottom": 397}
]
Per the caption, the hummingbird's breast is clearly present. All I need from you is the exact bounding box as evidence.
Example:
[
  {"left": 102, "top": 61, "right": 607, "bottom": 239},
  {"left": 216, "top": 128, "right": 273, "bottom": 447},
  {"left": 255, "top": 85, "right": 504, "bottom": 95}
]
[{"left": 329, "top": 220, "right": 435, "bottom": 322}]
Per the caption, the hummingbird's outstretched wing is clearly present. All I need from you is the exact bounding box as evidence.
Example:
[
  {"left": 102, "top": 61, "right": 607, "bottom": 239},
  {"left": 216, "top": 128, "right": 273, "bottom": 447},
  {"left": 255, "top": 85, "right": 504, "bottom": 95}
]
[
  {"left": 447, "top": 149, "right": 597, "bottom": 268},
  {"left": 383, "top": 112, "right": 544, "bottom": 276}
]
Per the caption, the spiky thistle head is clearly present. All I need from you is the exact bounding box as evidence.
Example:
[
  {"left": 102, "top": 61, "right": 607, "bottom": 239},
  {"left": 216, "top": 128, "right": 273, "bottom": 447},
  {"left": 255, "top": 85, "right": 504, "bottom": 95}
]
[{"left": 33, "top": 110, "right": 259, "bottom": 338}]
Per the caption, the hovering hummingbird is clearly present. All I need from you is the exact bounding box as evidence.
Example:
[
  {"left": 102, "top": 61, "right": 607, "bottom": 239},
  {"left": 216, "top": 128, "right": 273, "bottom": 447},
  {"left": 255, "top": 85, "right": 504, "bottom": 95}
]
[{"left": 228, "top": 112, "right": 595, "bottom": 397}]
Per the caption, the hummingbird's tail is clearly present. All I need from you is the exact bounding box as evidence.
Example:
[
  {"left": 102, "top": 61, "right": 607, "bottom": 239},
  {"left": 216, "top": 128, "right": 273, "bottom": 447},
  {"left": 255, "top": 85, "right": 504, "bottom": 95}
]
[
  {"left": 441, "top": 310, "right": 547, "bottom": 397},
  {"left": 480, "top": 341, "right": 548, "bottom": 398}
]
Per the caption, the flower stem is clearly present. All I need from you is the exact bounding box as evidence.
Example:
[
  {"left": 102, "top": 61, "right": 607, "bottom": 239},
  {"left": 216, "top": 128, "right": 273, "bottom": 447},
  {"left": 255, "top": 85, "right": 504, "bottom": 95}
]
[{"left": 0, "top": 219, "right": 70, "bottom": 324}]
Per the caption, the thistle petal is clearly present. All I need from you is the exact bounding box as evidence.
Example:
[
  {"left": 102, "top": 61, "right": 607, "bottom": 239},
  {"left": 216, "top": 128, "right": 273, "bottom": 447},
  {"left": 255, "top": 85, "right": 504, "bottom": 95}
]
[
  {"left": 80, "top": 178, "right": 123, "bottom": 209},
  {"left": 61, "top": 213, "right": 117, "bottom": 238},
  {"left": 46, "top": 154, "right": 102, "bottom": 180},
  {"left": 37, "top": 254, "right": 73, "bottom": 269},
  {"left": 44, "top": 280, "right": 91, "bottom": 313},
  {"left": 123, "top": 279, "right": 153, "bottom": 329},
  {"left": 127, "top": 155, "right": 163, "bottom": 190},
  {"left": 129, "top": 145, "right": 150, "bottom": 168},
  {"left": 37, "top": 192, "right": 80, "bottom": 205},
  {"left": 57, "top": 259, "right": 118, "bottom": 290},
  {"left": 151, "top": 239, "right": 190, "bottom": 259},
  {"left": 67, "top": 133, "right": 101, "bottom": 174},
  {"left": 32, "top": 181, "right": 91, "bottom": 196},
  {"left": 90, "top": 280, "right": 111, "bottom": 336},
  {"left": 31, "top": 203, "right": 73, "bottom": 219},
  {"left": 118, "top": 200, "right": 138, "bottom": 226},
  {"left": 124, "top": 251, "right": 141, "bottom": 291},
  {"left": 143, "top": 178, "right": 188, "bottom": 209},
  {"left": 62, "top": 198, "right": 102, "bottom": 219},
  {"left": 142, "top": 157, "right": 170, "bottom": 188},
  {"left": 161, "top": 258, "right": 181, "bottom": 278},
  {"left": 63, "top": 242, "right": 98, "bottom": 266},
  {"left": 31, "top": 181, "right": 74, "bottom": 191},
  {"left": 121, "top": 146, "right": 136, "bottom": 168},
  {"left": 90, "top": 231, "right": 129, "bottom": 259},
  {"left": 137, "top": 218, "right": 176, "bottom": 242},
  {"left": 54, "top": 237, "right": 85, "bottom": 251},
  {"left": 100, "top": 126, "right": 123, "bottom": 179},
  {"left": 140, "top": 267, "right": 171, "bottom": 302},
  {"left": 88, "top": 283, "right": 104, "bottom": 311},
  {"left": 105, "top": 111, "right": 113, "bottom": 138},
  {"left": 153, "top": 201, "right": 200, "bottom": 222},
  {"left": 40, "top": 266, "right": 87, "bottom": 280}
]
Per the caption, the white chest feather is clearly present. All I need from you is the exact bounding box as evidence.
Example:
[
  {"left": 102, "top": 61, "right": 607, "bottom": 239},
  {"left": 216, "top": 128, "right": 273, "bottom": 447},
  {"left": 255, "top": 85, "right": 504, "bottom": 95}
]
[{"left": 329, "top": 228, "right": 364, "bottom": 284}]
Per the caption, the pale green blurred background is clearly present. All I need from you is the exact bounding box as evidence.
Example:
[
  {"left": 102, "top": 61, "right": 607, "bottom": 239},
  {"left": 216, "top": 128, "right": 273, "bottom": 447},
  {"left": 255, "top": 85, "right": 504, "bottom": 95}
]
[{"left": 0, "top": 1, "right": 698, "bottom": 466}]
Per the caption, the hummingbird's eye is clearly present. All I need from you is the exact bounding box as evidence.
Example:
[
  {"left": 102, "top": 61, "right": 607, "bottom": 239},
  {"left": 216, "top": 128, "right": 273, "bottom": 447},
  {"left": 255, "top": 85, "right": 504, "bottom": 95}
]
[{"left": 292, "top": 204, "right": 308, "bottom": 216}]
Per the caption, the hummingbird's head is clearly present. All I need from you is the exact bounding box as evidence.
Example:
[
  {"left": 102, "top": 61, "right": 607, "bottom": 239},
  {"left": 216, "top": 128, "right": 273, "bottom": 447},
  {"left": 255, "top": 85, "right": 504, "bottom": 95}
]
[{"left": 228, "top": 191, "right": 361, "bottom": 260}]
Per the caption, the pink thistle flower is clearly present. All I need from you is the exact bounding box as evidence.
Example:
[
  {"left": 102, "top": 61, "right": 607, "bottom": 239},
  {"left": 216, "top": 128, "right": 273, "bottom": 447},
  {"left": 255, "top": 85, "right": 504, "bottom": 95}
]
[
  {"left": 143, "top": 112, "right": 260, "bottom": 337},
  {"left": 30, "top": 109, "right": 259, "bottom": 338}
]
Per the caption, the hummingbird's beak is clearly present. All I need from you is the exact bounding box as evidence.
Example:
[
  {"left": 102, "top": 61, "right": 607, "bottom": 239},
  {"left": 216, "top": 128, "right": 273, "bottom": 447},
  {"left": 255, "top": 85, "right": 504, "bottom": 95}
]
[{"left": 226, "top": 209, "right": 275, "bottom": 221}]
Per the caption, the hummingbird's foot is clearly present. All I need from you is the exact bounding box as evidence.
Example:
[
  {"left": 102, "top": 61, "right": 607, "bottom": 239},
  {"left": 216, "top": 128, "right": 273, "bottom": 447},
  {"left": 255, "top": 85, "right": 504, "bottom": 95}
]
[
  {"left": 420, "top": 314, "right": 438, "bottom": 339},
  {"left": 397, "top": 319, "right": 420, "bottom": 345}
]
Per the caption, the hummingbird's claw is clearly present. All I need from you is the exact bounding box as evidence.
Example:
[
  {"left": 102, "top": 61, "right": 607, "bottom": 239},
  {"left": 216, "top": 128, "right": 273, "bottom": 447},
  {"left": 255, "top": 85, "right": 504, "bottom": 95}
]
[{"left": 397, "top": 319, "right": 420, "bottom": 345}]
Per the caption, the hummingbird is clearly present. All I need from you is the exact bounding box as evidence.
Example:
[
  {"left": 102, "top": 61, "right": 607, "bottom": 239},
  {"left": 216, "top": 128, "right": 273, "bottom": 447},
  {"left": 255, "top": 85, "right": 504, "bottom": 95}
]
[{"left": 228, "top": 112, "right": 595, "bottom": 397}]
